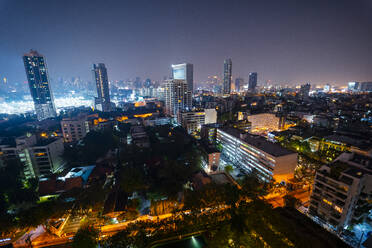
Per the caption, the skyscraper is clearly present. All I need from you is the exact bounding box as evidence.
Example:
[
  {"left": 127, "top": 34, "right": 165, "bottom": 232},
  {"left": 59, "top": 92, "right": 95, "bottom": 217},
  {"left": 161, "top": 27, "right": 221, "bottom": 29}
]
[
  {"left": 171, "top": 63, "right": 194, "bottom": 93},
  {"left": 223, "top": 59, "right": 232, "bottom": 94},
  {"left": 164, "top": 79, "right": 192, "bottom": 116},
  {"left": 235, "top": 77, "right": 244, "bottom": 92},
  {"left": 23, "top": 50, "right": 57, "bottom": 121},
  {"left": 299, "top": 83, "right": 311, "bottom": 99},
  {"left": 248, "top": 72, "right": 257, "bottom": 92},
  {"left": 92, "top": 63, "right": 111, "bottom": 112}
]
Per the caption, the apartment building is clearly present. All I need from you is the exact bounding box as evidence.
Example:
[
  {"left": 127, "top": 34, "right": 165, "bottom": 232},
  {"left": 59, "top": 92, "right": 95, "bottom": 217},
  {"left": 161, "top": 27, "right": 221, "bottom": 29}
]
[
  {"left": 309, "top": 152, "right": 372, "bottom": 231},
  {"left": 216, "top": 127, "right": 297, "bottom": 182}
]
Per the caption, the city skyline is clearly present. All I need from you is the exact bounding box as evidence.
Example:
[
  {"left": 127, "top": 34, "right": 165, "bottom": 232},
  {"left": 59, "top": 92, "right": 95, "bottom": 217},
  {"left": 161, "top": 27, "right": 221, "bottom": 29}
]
[{"left": 0, "top": 0, "right": 372, "bottom": 86}]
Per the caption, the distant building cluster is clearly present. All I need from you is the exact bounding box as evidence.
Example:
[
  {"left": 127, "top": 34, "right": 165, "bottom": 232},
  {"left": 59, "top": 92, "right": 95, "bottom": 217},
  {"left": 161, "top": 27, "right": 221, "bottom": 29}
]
[{"left": 348, "top": 81, "right": 372, "bottom": 93}]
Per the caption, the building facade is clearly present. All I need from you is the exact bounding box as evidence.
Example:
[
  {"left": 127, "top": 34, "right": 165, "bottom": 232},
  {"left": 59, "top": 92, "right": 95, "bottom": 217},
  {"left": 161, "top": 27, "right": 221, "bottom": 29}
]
[
  {"left": 216, "top": 128, "right": 297, "bottom": 182},
  {"left": 223, "top": 59, "right": 232, "bottom": 94},
  {"left": 235, "top": 77, "right": 244, "bottom": 92},
  {"left": 0, "top": 135, "right": 65, "bottom": 178},
  {"left": 171, "top": 63, "right": 194, "bottom": 93},
  {"left": 299, "top": 83, "right": 311, "bottom": 99},
  {"left": 23, "top": 50, "right": 56, "bottom": 121},
  {"left": 0, "top": 135, "right": 38, "bottom": 178},
  {"left": 201, "top": 143, "right": 221, "bottom": 173},
  {"left": 247, "top": 113, "right": 284, "bottom": 133},
  {"left": 179, "top": 111, "right": 206, "bottom": 134},
  {"left": 248, "top": 72, "right": 257, "bottom": 92},
  {"left": 204, "top": 108, "right": 217, "bottom": 124},
  {"left": 61, "top": 116, "right": 90, "bottom": 143},
  {"left": 309, "top": 153, "right": 372, "bottom": 231},
  {"left": 164, "top": 79, "right": 192, "bottom": 116},
  {"left": 92, "top": 63, "right": 111, "bottom": 112},
  {"left": 29, "top": 137, "right": 65, "bottom": 177}
]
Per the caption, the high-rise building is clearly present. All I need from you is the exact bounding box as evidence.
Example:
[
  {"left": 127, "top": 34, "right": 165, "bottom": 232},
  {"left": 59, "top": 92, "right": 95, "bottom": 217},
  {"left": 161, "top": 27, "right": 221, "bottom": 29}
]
[
  {"left": 23, "top": 50, "right": 57, "bottom": 121},
  {"left": 164, "top": 79, "right": 192, "bottom": 116},
  {"left": 171, "top": 63, "right": 194, "bottom": 92},
  {"left": 348, "top": 82, "right": 360, "bottom": 92},
  {"left": 299, "top": 83, "right": 311, "bottom": 99},
  {"left": 248, "top": 72, "right": 257, "bottom": 92},
  {"left": 360, "top": 82, "right": 372, "bottom": 92},
  {"left": 92, "top": 63, "right": 111, "bottom": 112},
  {"left": 223, "top": 59, "right": 232, "bottom": 94},
  {"left": 235, "top": 77, "right": 244, "bottom": 92}
]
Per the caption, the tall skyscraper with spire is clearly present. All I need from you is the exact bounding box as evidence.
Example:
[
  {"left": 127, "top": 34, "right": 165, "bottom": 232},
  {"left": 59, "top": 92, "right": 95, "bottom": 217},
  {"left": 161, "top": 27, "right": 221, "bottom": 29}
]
[
  {"left": 223, "top": 59, "right": 232, "bottom": 94},
  {"left": 23, "top": 50, "right": 56, "bottom": 121},
  {"left": 92, "top": 63, "right": 111, "bottom": 112}
]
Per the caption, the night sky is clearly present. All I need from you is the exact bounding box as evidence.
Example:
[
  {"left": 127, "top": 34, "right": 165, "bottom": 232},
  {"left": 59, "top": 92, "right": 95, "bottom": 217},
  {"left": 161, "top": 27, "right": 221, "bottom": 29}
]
[{"left": 0, "top": 0, "right": 371, "bottom": 85}]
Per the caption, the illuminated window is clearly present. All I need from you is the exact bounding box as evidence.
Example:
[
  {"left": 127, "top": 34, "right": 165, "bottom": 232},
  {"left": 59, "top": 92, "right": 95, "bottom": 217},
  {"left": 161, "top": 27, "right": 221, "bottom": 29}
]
[
  {"left": 334, "top": 206, "right": 342, "bottom": 213},
  {"left": 322, "top": 198, "right": 332, "bottom": 205}
]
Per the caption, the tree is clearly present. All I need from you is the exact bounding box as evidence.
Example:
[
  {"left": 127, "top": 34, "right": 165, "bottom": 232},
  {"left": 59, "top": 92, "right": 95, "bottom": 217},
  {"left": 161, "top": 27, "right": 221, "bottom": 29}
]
[
  {"left": 224, "top": 164, "right": 234, "bottom": 175},
  {"left": 73, "top": 225, "right": 99, "bottom": 248},
  {"left": 119, "top": 165, "right": 147, "bottom": 194},
  {"left": 64, "top": 130, "right": 118, "bottom": 164},
  {"left": 240, "top": 174, "right": 268, "bottom": 199},
  {"left": 284, "top": 195, "right": 301, "bottom": 209}
]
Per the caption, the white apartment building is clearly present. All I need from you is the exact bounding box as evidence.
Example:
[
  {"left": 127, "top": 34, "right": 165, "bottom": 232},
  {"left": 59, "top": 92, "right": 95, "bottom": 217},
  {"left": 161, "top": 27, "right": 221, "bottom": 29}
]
[{"left": 217, "top": 128, "right": 297, "bottom": 182}]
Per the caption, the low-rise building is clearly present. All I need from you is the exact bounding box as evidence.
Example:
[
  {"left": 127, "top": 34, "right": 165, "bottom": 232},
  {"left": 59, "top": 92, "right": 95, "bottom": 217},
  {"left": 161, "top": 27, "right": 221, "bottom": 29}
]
[
  {"left": 217, "top": 127, "right": 297, "bottom": 182},
  {"left": 29, "top": 137, "right": 65, "bottom": 177},
  {"left": 179, "top": 110, "right": 205, "bottom": 134},
  {"left": 61, "top": 116, "right": 90, "bottom": 143},
  {"left": 0, "top": 135, "right": 65, "bottom": 178},
  {"left": 247, "top": 113, "right": 285, "bottom": 134},
  {"left": 0, "top": 134, "right": 38, "bottom": 178},
  {"left": 200, "top": 123, "right": 220, "bottom": 144},
  {"left": 200, "top": 142, "right": 220, "bottom": 173},
  {"left": 130, "top": 125, "right": 150, "bottom": 148},
  {"left": 143, "top": 117, "right": 171, "bottom": 126},
  {"left": 309, "top": 153, "right": 372, "bottom": 231}
]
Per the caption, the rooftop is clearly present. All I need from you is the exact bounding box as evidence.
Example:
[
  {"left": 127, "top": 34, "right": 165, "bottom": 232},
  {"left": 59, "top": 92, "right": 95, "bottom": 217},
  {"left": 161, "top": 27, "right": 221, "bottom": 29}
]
[
  {"left": 219, "top": 127, "right": 296, "bottom": 157},
  {"left": 35, "top": 137, "right": 61, "bottom": 146},
  {"left": 325, "top": 134, "right": 372, "bottom": 150},
  {"left": 24, "top": 49, "right": 43, "bottom": 57},
  {"left": 59, "top": 165, "right": 95, "bottom": 182}
]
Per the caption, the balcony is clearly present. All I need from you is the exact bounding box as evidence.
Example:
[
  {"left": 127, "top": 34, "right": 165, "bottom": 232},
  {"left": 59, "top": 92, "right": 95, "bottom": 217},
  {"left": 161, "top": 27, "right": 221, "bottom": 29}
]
[{"left": 335, "top": 192, "right": 347, "bottom": 200}]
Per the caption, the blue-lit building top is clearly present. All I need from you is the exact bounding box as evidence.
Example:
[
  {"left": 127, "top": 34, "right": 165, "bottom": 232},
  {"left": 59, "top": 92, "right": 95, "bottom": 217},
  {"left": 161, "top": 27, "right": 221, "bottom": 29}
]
[
  {"left": 23, "top": 50, "right": 56, "bottom": 121},
  {"left": 171, "top": 63, "right": 194, "bottom": 93}
]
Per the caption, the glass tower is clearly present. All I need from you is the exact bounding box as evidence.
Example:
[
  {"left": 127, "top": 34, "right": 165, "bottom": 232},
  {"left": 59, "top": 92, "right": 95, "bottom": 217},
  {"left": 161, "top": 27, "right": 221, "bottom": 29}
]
[
  {"left": 223, "top": 59, "right": 232, "bottom": 94},
  {"left": 23, "top": 50, "right": 56, "bottom": 121},
  {"left": 248, "top": 72, "right": 258, "bottom": 92},
  {"left": 92, "top": 63, "right": 111, "bottom": 112}
]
